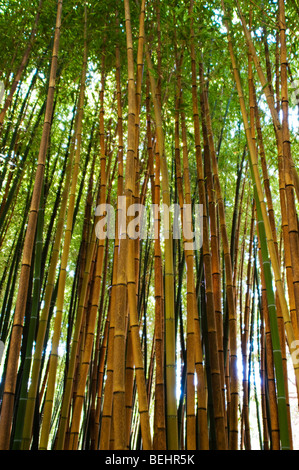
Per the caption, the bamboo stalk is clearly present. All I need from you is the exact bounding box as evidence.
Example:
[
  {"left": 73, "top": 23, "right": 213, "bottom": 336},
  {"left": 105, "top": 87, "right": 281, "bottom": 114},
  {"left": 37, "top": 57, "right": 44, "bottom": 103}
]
[
  {"left": 189, "top": 0, "right": 227, "bottom": 450},
  {"left": 199, "top": 58, "right": 239, "bottom": 449},
  {"left": 278, "top": 0, "right": 299, "bottom": 328},
  {"left": 235, "top": 0, "right": 299, "bottom": 328},
  {"left": 199, "top": 63, "right": 226, "bottom": 424},
  {"left": 145, "top": 86, "right": 167, "bottom": 451},
  {"left": 112, "top": 0, "right": 152, "bottom": 451},
  {"left": 98, "top": 18, "right": 124, "bottom": 448},
  {"left": 248, "top": 44, "right": 293, "bottom": 448},
  {"left": 181, "top": 111, "right": 209, "bottom": 450},
  {"left": 12, "top": 183, "right": 45, "bottom": 449},
  {"left": 173, "top": 57, "right": 197, "bottom": 449},
  {"left": 60, "top": 36, "right": 107, "bottom": 452},
  {"left": 21, "top": 99, "right": 78, "bottom": 450},
  {"left": 222, "top": 0, "right": 299, "bottom": 405},
  {"left": 242, "top": 202, "right": 255, "bottom": 450},
  {"left": 0, "top": 0, "right": 63, "bottom": 450},
  {"left": 39, "top": 10, "right": 87, "bottom": 448},
  {"left": 145, "top": 41, "right": 178, "bottom": 451},
  {"left": 257, "top": 227, "right": 280, "bottom": 450}
]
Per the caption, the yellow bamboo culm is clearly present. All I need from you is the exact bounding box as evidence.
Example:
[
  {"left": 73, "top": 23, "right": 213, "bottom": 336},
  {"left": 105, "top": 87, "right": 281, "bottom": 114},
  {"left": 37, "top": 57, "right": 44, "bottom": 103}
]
[
  {"left": 21, "top": 105, "right": 78, "bottom": 451},
  {"left": 2, "top": 0, "right": 299, "bottom": 453},
  {"left": 61, "top": 38, "right": 107, "bottom": 453},
  {"left": 112, "top": 0, "right": 152, "bottom": 451},
  {"left": 222, "top": 0, "right": 299, "bottom": 402},
  {"left": 98, "top": 14, "right": 124, "bottom": 451},
  {"left": 173, "top": 60, "right": 197, "bottom": 450},
  {"left": 38, "top": 7, "right": 88, "bottom": 448},
  {"left": 145, "top": 41, "right": 178, "bottom": 451}
]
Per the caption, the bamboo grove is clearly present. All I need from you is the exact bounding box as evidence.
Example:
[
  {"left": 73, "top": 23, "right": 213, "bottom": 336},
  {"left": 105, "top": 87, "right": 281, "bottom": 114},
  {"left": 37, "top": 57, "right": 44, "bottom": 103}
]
[{"left": 0, "top": 0, "right": 299, "bottom": 451}]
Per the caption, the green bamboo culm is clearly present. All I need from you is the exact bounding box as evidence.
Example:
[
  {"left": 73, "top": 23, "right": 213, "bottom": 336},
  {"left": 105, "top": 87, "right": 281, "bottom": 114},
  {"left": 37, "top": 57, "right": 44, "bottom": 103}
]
[
  {"left": 221, "top": 0, "right": 291, "bottom": 449},
  {"left": 253, "top": 237, "right": 264, "bottom": 450},
  {"left": 250, "top": 159, "right": 290, "bottom": 450},
  {"left": 12, "top": 183, "right": 45, "bottom": 449}
]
